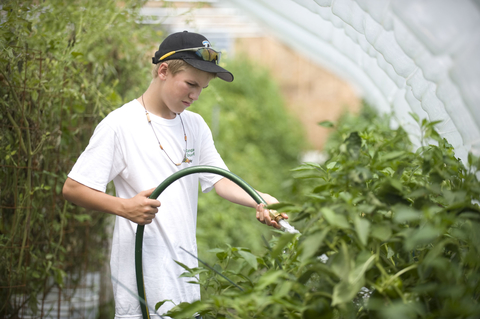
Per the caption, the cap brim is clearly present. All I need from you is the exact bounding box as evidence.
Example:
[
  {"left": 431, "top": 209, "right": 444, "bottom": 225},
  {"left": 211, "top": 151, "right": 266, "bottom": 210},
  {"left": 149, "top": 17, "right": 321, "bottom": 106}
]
[{"left": 183, "top": 59, "right": 234, "bottom": 82}]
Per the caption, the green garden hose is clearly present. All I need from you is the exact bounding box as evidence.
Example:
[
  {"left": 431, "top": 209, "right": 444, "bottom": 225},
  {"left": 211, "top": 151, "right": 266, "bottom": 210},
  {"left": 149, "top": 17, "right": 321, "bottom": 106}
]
[{"left": 134, "top": 165, "right": 268, "bottom": 319}]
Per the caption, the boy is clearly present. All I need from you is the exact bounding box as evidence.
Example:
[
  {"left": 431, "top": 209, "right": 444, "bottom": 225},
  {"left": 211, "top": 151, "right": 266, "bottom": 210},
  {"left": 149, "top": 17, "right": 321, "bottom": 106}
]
[{"left": 62, "top": 31, "right": 287, "bottom": 318}]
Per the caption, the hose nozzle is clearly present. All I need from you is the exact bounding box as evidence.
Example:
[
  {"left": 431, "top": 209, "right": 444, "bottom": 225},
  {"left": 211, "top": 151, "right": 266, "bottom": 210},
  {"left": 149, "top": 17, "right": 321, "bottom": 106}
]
[
  {"left": 268, "top": 208, "right": 300, "bottom": 234},
  {"left": 268, "top": 209, "right": 284, "bottom": 223}
]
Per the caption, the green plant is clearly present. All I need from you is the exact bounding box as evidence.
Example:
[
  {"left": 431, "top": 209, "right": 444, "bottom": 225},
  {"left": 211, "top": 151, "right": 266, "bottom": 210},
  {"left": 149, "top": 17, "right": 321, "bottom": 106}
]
[
  {"left": 163, "top": 106, "right": 480, "bottom": 318},
  {"left": 191, "top": 57, "right": 306, "bottom": 257},
  {"left": 0, "top": 0, "right": 155, "bottom": 317}
]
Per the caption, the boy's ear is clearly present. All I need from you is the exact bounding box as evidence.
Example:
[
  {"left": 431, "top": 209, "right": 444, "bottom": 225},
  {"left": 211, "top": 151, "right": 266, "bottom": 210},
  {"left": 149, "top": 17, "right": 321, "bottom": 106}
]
[{"left": 158, "top": 63, "right": 169, "bottom": 80}]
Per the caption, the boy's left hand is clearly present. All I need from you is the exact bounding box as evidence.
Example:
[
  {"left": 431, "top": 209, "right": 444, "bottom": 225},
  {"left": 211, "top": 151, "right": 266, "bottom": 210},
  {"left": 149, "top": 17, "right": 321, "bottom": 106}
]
[
  {"left": 256, "top": 195, "right": 288, "bottom": 229},
  {"left": 213, "top": 178, "right": 288, "bottom": 229}
]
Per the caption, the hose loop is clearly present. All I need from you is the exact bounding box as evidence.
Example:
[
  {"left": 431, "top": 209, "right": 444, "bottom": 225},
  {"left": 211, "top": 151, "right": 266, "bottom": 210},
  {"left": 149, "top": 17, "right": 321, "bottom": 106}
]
[{"left": 135, "top": 166, "right": 266, "bottom": 318}]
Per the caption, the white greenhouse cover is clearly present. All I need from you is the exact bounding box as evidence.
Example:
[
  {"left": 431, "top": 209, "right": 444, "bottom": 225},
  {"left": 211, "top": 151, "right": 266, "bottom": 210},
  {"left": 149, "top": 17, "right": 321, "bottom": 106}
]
[{"left": 227, "top": 0, "right": 480, "bottom": 163}]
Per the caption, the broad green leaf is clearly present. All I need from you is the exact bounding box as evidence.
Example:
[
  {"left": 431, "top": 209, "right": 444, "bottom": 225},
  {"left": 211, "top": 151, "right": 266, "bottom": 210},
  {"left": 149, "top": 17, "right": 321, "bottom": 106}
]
[
  {"left": 31, "top": 90, "right": 38, "bottom": 102},
  {"left": 207, "top": 248, "right": 225, "bottom": 253},
  {"left": 73, "top": 214, "right": 92, "bottom": 223},
  {"left": 71, "top": 51, "right": 84, "bottom": 57},
  {"left": 393, "top": 206, "right": 422, "bottom": 223},
  {"left": 330, "top": 241, "right": 351, "bottom": 279},
  {"left": 408, "top": 188, "right": 430, "bottom": 199},
  {"left": 404, "top": 225, "right": 441, "bottom": 250},
  {"left": 155, "top": 299, "right": 173, "bottom": 311},
  {"left": 409, "top": 112, "right": 420, "bottom": 123},
  {"left": 271, "top": 233, "right": 296, "bottom": 258},
  {"left": 216, "top": 251, "right": 228, "bottom": 260},
  {"left": 53, "top": 268, "right": 66, "bottom": 287},
  {"left": 381, "top": 167, "right": 395, "bottom": 176},
  {"left": 379, "top": 151, "right": 405, "bottom": 161},
  {"left": 339, "top": 192, "right": 352, "bottom": 203},
  {"left": 306, "top": 194, "right": 327, "bottom": 201},
  {"left": 354, "top": 215, "right": 370, "bottom": 246},
  {"left": 299, "top": 227, "right": 330, "bottom": 260},
  {"left": 389, "top": 178, "right": 404, "bottom": 192},
  {"left": 313, "top": 183, "right": 329, "bottom": 193},
  {"left": 318, "top": 120, "right": 334, "bottom": 128},
  {"left": 345, "top": 132, "right": 362, "bottom": 159},
  {"left": 321, "top": 208, "right": 350, "bottom": 229},
  {"left": 349, "top": 254, "right": 375, "bottom": 284},
  {"left": 292, "top": 162, "right": 322, "bottom": 171},
  {"left": 73, "top": 104, "right": 85, "bottom": 113},
  {"left": 326, "top": 161, "right": 337, "bottom": 169},
  {"left": 379, "top": 301, "right": 425, "bottom": 319},
  {"left": 256, "top": 270, "right": 284, "bottom": 290},
  {"left": 273, "top": 281, "right": 293, "bottom": 298},
  {"left": 166, "top": 300, "right": 209, "bottom": 318},
  {"left": 174, "top": 260, "right": 192, "bottom": 272},
  {"left": 332, "top": 278, "right": 364, "bottom": 306},
  {"left": 179, "top": 268, "right": 208, "bottom": 278},
  {"left": 371, "top": 224, "right": 392, "bottom": 241},
  {"left": 443, "top": 190, "right": 467, "bottom": 206},
  {"left": 238, "top": 250, "right": 258, "bottom": 270},
  {"left": 358, "top": 203, "right": 376, "bottom": 214}
]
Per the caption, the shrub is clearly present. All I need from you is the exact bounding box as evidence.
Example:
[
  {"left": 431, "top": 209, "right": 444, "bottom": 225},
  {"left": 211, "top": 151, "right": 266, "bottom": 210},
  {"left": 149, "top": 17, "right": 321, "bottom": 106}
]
[
  {"left": 0, "top": 0, "right": 155, "bottom": 316},
  {"left": 191, "top": 57, "right": 306, "bottom": 256},
  {"left": 164, "top": 106, "right": 480, "bottom": 319}
]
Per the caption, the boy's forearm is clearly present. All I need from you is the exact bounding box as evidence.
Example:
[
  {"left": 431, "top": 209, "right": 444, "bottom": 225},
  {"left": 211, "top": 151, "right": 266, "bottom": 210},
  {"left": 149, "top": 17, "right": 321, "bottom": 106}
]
[
  {"left": 63, "top": 178, "right": 161, "bottom": 225},
  {"left": 213, "top": 178, "right": 277, "bottom": 207},
  {"left": 62, "top": 177, "right": 126, "bottom": 217},
  {"left": 214, "top": 177, "right": 286, "bottom": 229}
]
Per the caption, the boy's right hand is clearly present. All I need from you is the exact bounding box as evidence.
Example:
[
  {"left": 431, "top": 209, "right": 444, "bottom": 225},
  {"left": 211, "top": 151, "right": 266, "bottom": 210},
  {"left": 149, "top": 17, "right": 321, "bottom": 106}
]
[
  {"left": 123, "top": 188, "right": 161, "bottom": 225},
  {"left": 62, "top": 178, "right": 161, "bottom": 225}
]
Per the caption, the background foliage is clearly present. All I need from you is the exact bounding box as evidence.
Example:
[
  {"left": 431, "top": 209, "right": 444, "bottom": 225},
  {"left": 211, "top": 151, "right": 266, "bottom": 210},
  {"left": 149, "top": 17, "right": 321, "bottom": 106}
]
[
  {"left": 165, "top": 107, "right": 480, "bottom": 319},
  {"left": 0, "top": 0, "right": 155, "bottom": 317},
  {"left": 191, "top": 58, "right": 306, "bottom": 256}
]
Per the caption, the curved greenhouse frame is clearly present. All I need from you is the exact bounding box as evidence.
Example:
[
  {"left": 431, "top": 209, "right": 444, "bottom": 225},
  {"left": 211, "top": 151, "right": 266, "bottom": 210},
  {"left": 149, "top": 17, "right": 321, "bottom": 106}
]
[{"left": 228, "top": 0, "right": 480, "bottom": 163}]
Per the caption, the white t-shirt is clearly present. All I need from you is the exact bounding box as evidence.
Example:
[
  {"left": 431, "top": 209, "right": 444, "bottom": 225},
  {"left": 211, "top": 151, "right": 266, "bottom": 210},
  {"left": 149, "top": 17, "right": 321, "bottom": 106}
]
[{"left": 68, "top": 100, "right": 228, "bottom": 318}]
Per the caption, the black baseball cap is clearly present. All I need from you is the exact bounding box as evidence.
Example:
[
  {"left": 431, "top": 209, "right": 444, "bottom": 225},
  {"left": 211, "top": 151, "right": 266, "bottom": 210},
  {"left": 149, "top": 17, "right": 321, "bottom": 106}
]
[{"left": 152, "top": 31, "right": 234, "bottom": 82}]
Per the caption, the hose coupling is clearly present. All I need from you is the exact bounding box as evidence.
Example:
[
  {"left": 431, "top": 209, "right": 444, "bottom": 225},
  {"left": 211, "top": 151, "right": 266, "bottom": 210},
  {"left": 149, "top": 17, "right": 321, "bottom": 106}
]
[{"left": 268, "top": 209, "right": 284, "bottom": 223}]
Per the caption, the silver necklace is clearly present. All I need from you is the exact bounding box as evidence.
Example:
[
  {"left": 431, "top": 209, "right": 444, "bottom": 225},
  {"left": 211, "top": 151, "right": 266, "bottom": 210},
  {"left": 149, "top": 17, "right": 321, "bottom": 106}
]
[{"left": 141, "top": 95, "right": 191, "bottom": 166}]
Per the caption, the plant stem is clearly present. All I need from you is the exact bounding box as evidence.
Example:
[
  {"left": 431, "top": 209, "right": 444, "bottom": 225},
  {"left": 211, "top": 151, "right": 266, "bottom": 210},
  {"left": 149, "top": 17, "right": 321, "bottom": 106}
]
[
  {"left": 390, "top": 264, "right": 418, "bottom": 281},
  {"left": 16, "top": 50, "right": 33, "bottom": 274}
]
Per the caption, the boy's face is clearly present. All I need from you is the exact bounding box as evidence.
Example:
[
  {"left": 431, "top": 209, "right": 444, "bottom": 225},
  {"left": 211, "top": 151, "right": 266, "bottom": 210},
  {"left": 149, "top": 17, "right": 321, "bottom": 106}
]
[{"left": 159, "top": 65, "right": 214, "bottom": 117}]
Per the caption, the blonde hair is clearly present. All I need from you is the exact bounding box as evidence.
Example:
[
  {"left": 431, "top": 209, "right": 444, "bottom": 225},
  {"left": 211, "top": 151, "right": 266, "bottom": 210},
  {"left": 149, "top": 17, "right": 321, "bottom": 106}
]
[
  {"left": 152, "top": 59, "right": 217, "bottom": 79},
  {"left": 152, "top": 59, "right": 189, "bottom": 78}
]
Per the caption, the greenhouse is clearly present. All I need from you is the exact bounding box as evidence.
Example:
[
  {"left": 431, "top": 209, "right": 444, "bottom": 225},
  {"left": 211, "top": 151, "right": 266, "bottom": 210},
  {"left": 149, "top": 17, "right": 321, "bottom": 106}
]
[{"left": 1, "top": 0, "right": 480, "bottom": 318}]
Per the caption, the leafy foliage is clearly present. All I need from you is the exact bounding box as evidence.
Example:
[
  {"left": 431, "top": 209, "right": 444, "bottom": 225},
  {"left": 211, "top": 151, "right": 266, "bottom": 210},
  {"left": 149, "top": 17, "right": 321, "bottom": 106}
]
[
  {"left": 165, "top": 106, "right": 480, "bottom": 318},
  {"left": 191, "top": 58, "right": 306, "bottom": 256},
  {"left": 0, "top": 0, "right": 155, "bottom": 316}
]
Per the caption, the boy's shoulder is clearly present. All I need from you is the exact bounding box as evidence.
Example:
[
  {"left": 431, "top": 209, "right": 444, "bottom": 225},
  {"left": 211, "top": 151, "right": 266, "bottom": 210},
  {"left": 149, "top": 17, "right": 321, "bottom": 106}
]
[
  {"left": 182, "top": 109, "right": 203, "bottom": 121},
  {"left": 182, "top": 110, "right": 211, "bottom": 130},
  {"left": 107, "top": 100, "right": 142, "bottom": 118},
  {"left": 101, "top": 100, "right": 143, "bottom": 126},
  {"left": 101, "top": 102, "right": 208, "bottom": 130}
]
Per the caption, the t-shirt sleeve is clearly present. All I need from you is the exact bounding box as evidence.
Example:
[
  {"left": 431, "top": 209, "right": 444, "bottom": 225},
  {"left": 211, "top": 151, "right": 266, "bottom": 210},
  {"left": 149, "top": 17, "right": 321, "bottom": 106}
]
[
  {"left": 68, "top": 119, "right": 126, "bottom": 193},
  {"left": 197, "top": 117, "right": 228, "bottom": 193}
]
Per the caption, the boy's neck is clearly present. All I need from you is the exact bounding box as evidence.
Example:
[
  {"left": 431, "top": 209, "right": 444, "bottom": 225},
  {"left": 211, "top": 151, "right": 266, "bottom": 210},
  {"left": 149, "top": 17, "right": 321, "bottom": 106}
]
[{"left": 138, "top": 82, "right": 176, "bottom": 119}]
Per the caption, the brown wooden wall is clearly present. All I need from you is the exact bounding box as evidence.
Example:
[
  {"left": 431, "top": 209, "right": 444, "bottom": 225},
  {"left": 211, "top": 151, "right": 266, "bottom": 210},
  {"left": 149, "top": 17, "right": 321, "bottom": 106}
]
[{"left": 235, "top": 36, "right": 361, "bottom": 150}]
